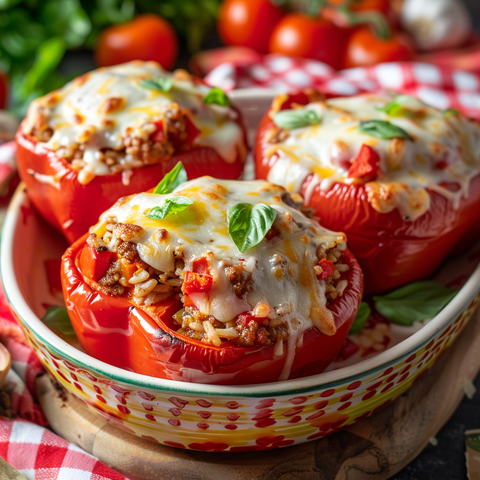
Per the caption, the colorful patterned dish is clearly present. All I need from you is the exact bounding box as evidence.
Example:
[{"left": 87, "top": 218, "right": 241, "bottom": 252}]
[{"left": 2, "top": 91, "right": 480, "bottom": 452}]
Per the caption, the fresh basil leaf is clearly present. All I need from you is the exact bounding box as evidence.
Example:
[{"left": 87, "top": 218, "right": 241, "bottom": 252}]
[
  {"left": 348, "top": 302, "right": 371, "bottom": 336},
  {"left": 203, "top": 87, "right": 230, "bottom": 106},
  {"left": 153, "top": 162, "right": 188, "bottom": 195},
  {"left": 376, "top": 95, "right": 411, "bottom": 116},
  {"left": 373, "top": 281, "right": 458, "bottom": 326},
  {"left": 466, "top": 433, "right": 480, "bottom": 452},
  {"left": 140, "top": 77, "right": 174, "bottom": 93},
  {"left": 41, "top": 306, "right": 76, "bottom": 336},
  {"left": 146, "top": 196, "right": 193, "bottom": 220},
  {"left": 359, "top": 120, "right": 413, "bottom": 141},
  {"left": 443, "top": 108, "right": 460, "bottom": 118},
  {"left": 273, "top": 109, "right": 321, "bottom": 130},
  {"left": 22, "top": 37, "right": 66, "bottom": 95},
  {"left": 227, "top": 203, "right": 277, "bottom": 253}
]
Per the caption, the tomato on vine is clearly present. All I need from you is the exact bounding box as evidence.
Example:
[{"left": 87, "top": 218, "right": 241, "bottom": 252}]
[{"left": 218, "top": 0, "right": 285, "bottom": 54}]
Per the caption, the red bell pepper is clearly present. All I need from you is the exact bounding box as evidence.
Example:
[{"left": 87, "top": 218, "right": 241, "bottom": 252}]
[
  {"left": 62, "top": 233, "right": 363, "bottom": 385},
  {"left": 79, "top": 246, "right": 113, "bottom": 282},
  {"left": 255, "top": 90, "right": 480, "bottom": 295},
  {"left": 16, "top": 74, "right": 247, "bottom": 245}
]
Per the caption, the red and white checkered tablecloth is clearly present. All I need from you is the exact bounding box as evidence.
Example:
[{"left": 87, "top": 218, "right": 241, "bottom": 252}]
[
  {"left": 0, "top": 57, "right": 480, "bottom": 478},
  {"left": 205, "top": 56, "right": 480, "bottom": 119}
]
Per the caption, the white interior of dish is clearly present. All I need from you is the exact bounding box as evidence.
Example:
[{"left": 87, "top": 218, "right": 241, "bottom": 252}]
[{"left": 2, "top": 88, "right": 480, "bottom": 395}]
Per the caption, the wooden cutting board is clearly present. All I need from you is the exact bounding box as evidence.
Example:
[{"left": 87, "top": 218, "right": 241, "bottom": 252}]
[{"left": 36, "top": 308, "right": 480, "bottom": 480}]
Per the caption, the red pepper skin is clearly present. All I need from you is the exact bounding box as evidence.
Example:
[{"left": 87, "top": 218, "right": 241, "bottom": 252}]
[
  {"left": 255, "top": 91, "right": 480, "bottom": 295},
  {"left": 79, "top": 246, "right": 113, "bottom": 282},
  {"left": 16, "top": 115, "right": 247, "bottom": 245},
  {"left": 62, "top": 234, "right": 363, "bottom": 385}
]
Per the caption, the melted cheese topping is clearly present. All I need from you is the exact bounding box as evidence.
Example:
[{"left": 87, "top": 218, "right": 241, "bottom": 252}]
[
  {"left": 90, "top": 177, "right": 347, "bottom": 378},
  {"left": 266, "top": 93, "right": 480, "bottom": 221},
  {"left": 23, "top": 61, "right": 244, "bottom": 179}
]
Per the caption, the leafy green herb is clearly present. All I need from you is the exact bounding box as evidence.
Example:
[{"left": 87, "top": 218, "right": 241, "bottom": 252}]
[
  {"left": 1, "top": 0, "right": 221, "bottom": 113},
  {"left": 466, "top": 433, "right": 480, "bottom": 452},
  {"left": 227, "top": 203, "right": 277, "bottom": 253},
  {"left": 359, "top": 120, "right": 413, "bottom": 141},
  {"left": 41, "top": 306, "right": 76, "bottom": 336},
  {"left": 146, "top": 196, "right": 193, "bottom": 220},
  {"left": 153, "top": 162, "right": 188, "bottom": 195},
  {"left": 376, "top": 95, "right": 412, "bottom": 116},
  {"left": 140, "top": 77, "right": 174, "bottom": 93},
  {"left": 273, "top": 109, "right": 321, "bottom": 130},
  {"left": 348, "top": 302, "right": 371, "bottom": 336},
  {"left": 203, "top": 87, "right": 230, "bottom": 106},
  {"left": 373, "top": 281, "right": 458, "bottom": 326},
  {"left": 443, "top": 108, "right": 460, "bottom": 118}
]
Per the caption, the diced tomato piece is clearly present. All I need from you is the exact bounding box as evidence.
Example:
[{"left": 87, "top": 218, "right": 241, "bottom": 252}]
[
  {"left": 184, "top": 115, "right": 201, "bottom": 145},
  {"left": 237, "top": 312, "right": 268, "bottom": 327},
  {"left": 435, "top": 160, "right": 448, "bottom": 170},
  {"left": 183, "top": 269, "right": 213, "bottom": 308},
  {"left": 192, "top": 257, "right": 209, "bottom": 275},
  {"left": 317, "top": 259, "right": 335, "bottom": 280},
  {"left": 280, "top": 91, "right": 310, "bottom": 110},
  {"left": 348, "top": 144, "right": 380, "bottom": 180},
  {"left": 183, "top": 271, "right": 213, "bottom": 295},
  {"left": 150, "top": 120, "right": 165, "bottom": 142},
  {"left": 79, "top": 246, "right": 113, "bottom": 282}
]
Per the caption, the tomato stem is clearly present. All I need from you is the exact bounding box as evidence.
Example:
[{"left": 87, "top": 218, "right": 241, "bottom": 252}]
[
  {"left": 306, "top": 0, "right": 328, "bottom": 18},
  {"left": 354, "top": 10, "right": 391, "bottom": 39}
]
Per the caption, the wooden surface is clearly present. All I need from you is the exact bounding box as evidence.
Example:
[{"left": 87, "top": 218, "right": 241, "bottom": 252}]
[{"left": 36, "top": 308, "right": 480, "bottom": 480}]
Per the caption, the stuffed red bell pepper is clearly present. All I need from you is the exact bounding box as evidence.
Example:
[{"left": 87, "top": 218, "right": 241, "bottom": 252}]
[
  {"left": 16, "top": 61, "right": 247, "bottom": 244},
  {"left": 255, "top": 90, "right": 480, "bottom": 295},
  {"left": 61, "top": 170, "right": 363, "bottom": 385}
]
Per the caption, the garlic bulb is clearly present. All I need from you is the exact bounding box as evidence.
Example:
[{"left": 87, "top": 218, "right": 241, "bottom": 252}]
[{"left": 400, "top": 0, "right": 472, "bottom": 52}]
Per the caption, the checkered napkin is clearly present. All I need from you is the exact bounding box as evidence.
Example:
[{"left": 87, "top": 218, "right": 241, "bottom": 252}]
[
  {"left": 1, "top": 57, "right": 480, "bottom": 478},
  {"left": 205, "top": 55, "right": 480, "bottom": 119},
  {"left": 0, "top": 419, "right": 127, "bottom": 479},
  {"left": 0, "top": 283, "right": 128, "bottom": 479}
]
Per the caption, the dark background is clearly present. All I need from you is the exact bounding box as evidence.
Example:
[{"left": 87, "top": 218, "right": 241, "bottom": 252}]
[{"left": 466, "top": 0, "right": 480, "bottom": 31}]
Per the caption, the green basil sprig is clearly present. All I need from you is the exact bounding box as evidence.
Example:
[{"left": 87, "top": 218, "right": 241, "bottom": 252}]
[
  {"left": 203, "top": 87, "right": 230, "bottom": 106},
  {"left": 227, "top": 203, "right": 277, "bottom": 253},
  {"left": 376, "top": 95, "right": 412, "bottom": 116},
  {"left": 348, "top": 302, "right": 371, "bottom": 336},
  {"left": 373, "top": 281, "right": 458, "bottom": 326},
  {"left": 41, "top": 306, "right": 76, "bottom": 336},
  {"left": 153, "top": 162, "right": 188, "bottom": 195},
  {"left": 146, "top": 197, "right": 193, "bottom": 221},
  {"left": 140, "top": 77, "right": 174, "bottom": 93},
  {"left": 273, "top": 109, "right": 321, "bottom": 130},
  {"left": 359, "top": 120, "right": 413, "bottom": 141},
  {"left": 443, "top": 108, "right": 460, "bottom": 118}
]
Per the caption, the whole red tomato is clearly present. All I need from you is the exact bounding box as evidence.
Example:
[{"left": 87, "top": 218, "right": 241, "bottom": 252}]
[
  {"left": 218, "top": 0, "right": 285, "bottom": 54},
  {"left": 343, "top": 26, "right": 414, "bottom": 68},
  {"left": 269, "top": 14, "right": 346, "bottom": 70},
  {"left": 95, "top": 14, "right": 178, "bottom": 70}
]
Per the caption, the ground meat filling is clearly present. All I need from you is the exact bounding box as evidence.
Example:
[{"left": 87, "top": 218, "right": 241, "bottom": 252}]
[
  {"left": 84, "top": 198, "right": 349, "bottom": 348},
  {"left": 27, "top": 103, "right": 196, "bottom": 177}
]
